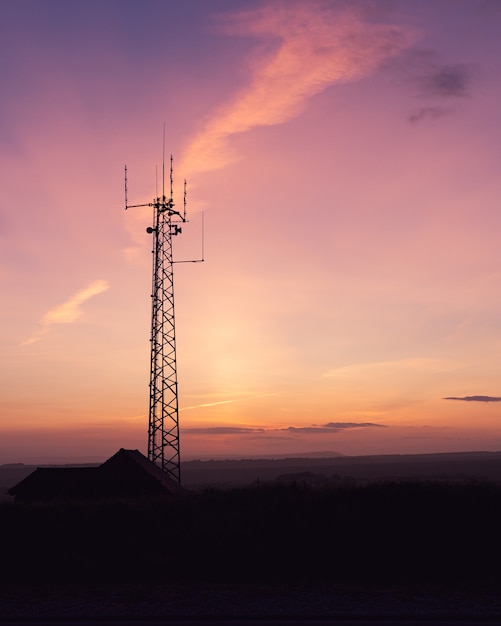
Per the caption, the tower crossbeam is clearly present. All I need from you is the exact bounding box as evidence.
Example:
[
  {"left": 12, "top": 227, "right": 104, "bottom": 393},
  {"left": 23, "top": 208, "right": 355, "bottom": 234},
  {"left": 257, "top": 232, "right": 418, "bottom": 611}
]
[
  {"left": 147, "top": 194, "right": 183, "bottom": 481},
  {"left": 125, "top": 149, "right": 198, "bottom": 484}
]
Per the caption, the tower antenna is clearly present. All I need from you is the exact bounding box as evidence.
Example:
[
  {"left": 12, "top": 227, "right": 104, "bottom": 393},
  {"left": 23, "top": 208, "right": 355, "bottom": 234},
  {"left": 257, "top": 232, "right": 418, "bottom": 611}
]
[
  {"left": 125, "top": 142, "right": 203, "bottom": 483},
  {"left": 162, "top": 124, "right": 166, "bottom": 201},
  {"left": 124, "top": 165, "right": 128, "bottom": 209},
  {"left": 170, "top": 154, "right": 174, "bottom": 201},
  {"left": 183, "top": 179, "right": 187, "bottom": 221}
]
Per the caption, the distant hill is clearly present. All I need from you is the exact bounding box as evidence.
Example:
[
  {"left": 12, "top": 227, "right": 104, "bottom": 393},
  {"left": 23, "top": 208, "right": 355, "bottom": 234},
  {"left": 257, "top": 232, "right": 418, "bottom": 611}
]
[
  {"left": 0, "top": 463, "right": 99, "bottom": 502},
  {"left": 3, "top": 450, "right": 501, "bottom": 498},
  {"left": 184, "top": 450, "right": 345, "bottom": 461},
  {"left": 181, "top": 450, "right": 501, "bottom": 487}
]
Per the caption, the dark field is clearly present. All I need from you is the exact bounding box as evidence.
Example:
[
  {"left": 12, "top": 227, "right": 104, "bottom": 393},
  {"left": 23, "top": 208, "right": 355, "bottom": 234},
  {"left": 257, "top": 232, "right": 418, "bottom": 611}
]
[
  {"left": 3, "top": 453, "right": 501, "bottom": 619},
  {"left": 1, "top": 480, "right": 501, "bottom": 586}
]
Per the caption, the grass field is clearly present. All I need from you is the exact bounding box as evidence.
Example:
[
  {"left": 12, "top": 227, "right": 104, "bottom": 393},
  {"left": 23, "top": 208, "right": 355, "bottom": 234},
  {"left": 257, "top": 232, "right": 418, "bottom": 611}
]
[{"left": 1, "top": 480, "right": 500, "bottom": 586}]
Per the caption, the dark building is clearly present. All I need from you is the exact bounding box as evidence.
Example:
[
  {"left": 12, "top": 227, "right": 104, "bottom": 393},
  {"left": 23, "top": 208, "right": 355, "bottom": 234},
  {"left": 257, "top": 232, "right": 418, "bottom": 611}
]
[{"left": 8, "top": 448, "right": 184, "bottom": 502}]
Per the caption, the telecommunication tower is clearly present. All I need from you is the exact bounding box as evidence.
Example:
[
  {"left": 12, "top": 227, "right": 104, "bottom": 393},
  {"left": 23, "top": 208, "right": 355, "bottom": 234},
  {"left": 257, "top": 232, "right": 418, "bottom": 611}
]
[{"left": 125, "top": 149, "right": 202, "bottom": 483}]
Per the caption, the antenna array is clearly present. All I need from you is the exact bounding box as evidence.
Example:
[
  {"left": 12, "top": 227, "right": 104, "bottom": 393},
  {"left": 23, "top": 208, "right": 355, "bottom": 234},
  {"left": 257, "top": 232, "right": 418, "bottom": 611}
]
[{"left": 124, "top": 147, "right": 202, "bottom": 483}]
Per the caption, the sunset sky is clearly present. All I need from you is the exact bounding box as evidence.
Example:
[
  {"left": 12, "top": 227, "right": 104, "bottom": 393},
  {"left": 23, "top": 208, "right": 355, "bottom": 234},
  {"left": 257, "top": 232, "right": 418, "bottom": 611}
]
[{"left": 2, "top": 0, "right": 501, "bottom": 463}]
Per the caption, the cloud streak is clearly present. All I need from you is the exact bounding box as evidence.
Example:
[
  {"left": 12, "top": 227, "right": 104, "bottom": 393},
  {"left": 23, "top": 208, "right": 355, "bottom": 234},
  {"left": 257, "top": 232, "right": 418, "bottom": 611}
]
[
  {"left": 444, "top": 396, "right": 501, "bottom": 403},
  {"left": 22, "top": 280, "right": 109, "bottom": 345},
  {"left": 184, "top": 421, "right": 386, "bottom": 436},
  {"left": 181, "top": 392, "right": 277, "bottom": 411},
  {"left": 408, "top": 106, "right": 453, "bottom": 124},
  {"left": 181, "top": 0, "right": 413, "bottom": 174}
]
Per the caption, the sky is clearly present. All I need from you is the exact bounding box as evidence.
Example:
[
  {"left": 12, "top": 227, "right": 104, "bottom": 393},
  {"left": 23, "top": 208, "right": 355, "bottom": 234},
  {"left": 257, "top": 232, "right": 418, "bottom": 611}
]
[{"left": 1, "top": 0, "right": 501, "bottom": 463}]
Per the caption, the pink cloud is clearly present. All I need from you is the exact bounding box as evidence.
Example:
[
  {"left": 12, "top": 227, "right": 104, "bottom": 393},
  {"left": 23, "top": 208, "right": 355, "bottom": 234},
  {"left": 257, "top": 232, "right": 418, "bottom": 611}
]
[
  {"left": 181, "top": 0, "right": 414, "bottom": 174},
  {"left": 22, "top": 280, "right": 109, "bottom": 345}
]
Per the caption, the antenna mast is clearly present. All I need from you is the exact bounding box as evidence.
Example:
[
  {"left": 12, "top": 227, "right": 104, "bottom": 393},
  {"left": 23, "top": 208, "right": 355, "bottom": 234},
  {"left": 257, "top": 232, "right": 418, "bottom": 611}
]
[{"left": 125, "top": 149, "right": 192, "bottom": 483}]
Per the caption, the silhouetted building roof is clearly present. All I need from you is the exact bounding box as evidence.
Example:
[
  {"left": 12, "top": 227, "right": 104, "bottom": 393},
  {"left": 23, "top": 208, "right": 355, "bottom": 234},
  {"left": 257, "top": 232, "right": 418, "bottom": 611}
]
[{"left": 8, "top": 448, "right": 184, "bottom": 502}]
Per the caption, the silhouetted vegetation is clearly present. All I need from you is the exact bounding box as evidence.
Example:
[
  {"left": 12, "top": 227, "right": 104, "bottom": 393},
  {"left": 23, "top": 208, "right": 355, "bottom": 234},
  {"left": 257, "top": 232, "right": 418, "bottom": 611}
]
[{"left": 1, "top": 480, "right": 500, "bottom": 585}]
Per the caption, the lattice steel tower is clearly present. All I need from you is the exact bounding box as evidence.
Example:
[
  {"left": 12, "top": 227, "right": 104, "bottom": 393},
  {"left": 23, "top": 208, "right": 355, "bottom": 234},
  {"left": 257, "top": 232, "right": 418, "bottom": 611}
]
[{"left": 125, "top": 154, "right": 193, "bottom": 483}]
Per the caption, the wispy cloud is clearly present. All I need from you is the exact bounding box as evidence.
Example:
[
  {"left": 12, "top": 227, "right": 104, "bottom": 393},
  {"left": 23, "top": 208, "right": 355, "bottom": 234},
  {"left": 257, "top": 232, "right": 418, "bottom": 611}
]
[
  {"left": 408, "top": 106, "right": 453, "bottom": 124},
  {"left": 444, "top": 395, "right": 501, "bottom": 403},
  {"left": 184, "top": 421, "right": 386, "bottom": 436},
  {"left": 392, "top": 50, "right": 472, "bottom": 124},
  {"left": 282, "top": 422, "right": 387, "bottom": 433},
  {"left": 324, "top": 422, "right": 386, "bottom": 430},
  {"left": 181, "top": 399, "right": 239, "bottom": 411},
  {"left": 408, "top": 62, "right": 471, "bottom": 124},
  {"left": 185, "top": 426, "right": 266, "bottom": 435},
  {"left": 391, "top": 49, "right": 472, "bottom": 97},
  {"left": 181, "top": 392, "right": 277, "bottom": 411},
  {"left": 181, "top": 0, "right": 413, "bottom": 174},
  {"left": 417, "top": 63, "right": 470, "bottom": 98},
  {"left": 22, "top": 280, "right": 109, "bottom": 345}
]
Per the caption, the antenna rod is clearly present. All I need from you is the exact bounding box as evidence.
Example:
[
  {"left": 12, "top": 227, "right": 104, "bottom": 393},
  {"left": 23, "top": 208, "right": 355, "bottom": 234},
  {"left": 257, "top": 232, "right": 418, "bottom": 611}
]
[
  {"left": 183, "top": 179, "right": 187, "bottom": 220},
  {"left": 202, "top": 211, "right": 205, "bottom": 261},
  {"left": 170, "top": 154, "right": 174, "bottom": 201},
  {"left": 124, "top": 144, "right": 204, "bottom": 483},
  {"left": 162, "top": 125, "right": 166, "bottom": 200},
  {"left": 124, "top": 165, "right": 128, "bottom": 209}
]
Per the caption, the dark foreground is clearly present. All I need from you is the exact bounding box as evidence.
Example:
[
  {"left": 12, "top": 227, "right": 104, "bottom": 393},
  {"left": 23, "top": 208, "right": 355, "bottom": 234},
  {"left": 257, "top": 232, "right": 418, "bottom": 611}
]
[
  {"left": 2, "top": 481, "right": 501, "bottom": 619},
  {"left": 3, "top": 580, "right": 501, "bottom": 622}
]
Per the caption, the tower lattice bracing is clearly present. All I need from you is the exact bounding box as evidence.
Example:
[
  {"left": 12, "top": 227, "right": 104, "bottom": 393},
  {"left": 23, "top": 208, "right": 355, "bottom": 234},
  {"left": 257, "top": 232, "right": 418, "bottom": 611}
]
[
  {"left": 125, "top": 155, "right": 189, "bottom": 484},
  {"left": 147, "top": 191, "right": 184, "bottom": 481}
]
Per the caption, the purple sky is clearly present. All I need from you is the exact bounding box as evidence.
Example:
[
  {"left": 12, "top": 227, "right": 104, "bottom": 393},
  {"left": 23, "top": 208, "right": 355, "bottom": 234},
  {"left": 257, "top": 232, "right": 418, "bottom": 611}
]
[{"left": 2, "top": 0, "right": 501, "bottom": 462}]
